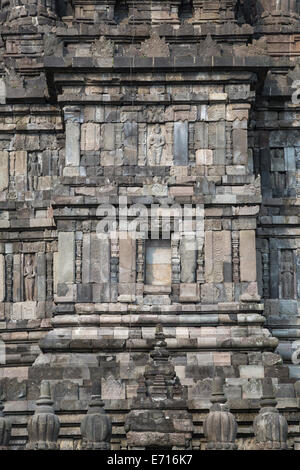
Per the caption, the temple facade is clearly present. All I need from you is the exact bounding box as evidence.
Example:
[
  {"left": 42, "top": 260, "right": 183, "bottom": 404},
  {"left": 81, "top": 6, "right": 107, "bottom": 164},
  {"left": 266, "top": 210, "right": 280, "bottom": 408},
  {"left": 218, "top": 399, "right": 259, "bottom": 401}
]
[{"left": 0, "top": 0, "right": 299, "bottom": 450}]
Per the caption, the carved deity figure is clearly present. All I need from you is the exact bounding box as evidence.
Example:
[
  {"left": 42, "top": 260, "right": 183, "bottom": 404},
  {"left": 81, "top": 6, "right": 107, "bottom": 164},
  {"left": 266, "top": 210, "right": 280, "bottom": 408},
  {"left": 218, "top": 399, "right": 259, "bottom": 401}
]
[
  {"left": 280, "top": 250, "right": 294, "bottom": 299},
  {"left": 149, "top": 124, "right": 165, "bottom": 165},
  {"left": 24, "top": 256, "right": 35, "bottom": 301},
  {"left": 28, "top": 154, "right": 41, "bottom": 191}
]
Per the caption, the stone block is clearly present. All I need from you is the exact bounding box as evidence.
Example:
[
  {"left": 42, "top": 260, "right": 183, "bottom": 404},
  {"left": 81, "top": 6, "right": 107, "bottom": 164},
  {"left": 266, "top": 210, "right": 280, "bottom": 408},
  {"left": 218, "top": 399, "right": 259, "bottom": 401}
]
[
  {"left": 58, "top": 232, "right": 75, "bottom": 284},
  {"left": 174, "top": 121, "right": 188, "bottom": 165},
  {"left": 36, "top": 253, "right": 46, "bottom": 302},
  {"left": 119, "top": 235, "right": 136, "bottom": 284},
  {"left": 145, "top": 240, "right": 171, "bottom": 286},
  {"left": 242, "top": 379, "right": 263, "bottom": 399},
  {"left": 205, "top": 231, "right": 231, "bottom": 283},
  {"left": 101, "top": 377, "right": 126, "bottom": 399},
  {"left": 179, "top": 283, "right": 200, "bottom": 302},
  {"left": 0, "top": 151, "right": 8, "bottom": 191},
  {"left": 180, "top": 236, "right": 197, "bottom": 283},
  {"left": 123, "top": 121, "right": 138, "bottom": 165},
  {"left": 77, "top": 284, "right": 93, "bottom": 302},
  {"left": 65, "top": 121, "right": 80, "bottom": 167},
  {"left": 102, "top": 123, "right": 115, "bottom": 151},
  {"left": 196, "top": 149, "right": 213, "bottom": 165},
  {"left": 81, "top": 123, "right": 101, "bottom": 151},
  {"left": 233, "top": 129, "right": 248, "bottom": 165},
  {"left": 13, "top": 151, "right": 27, "bottom": 176},
  {"left": 240, "top": 231, "right": 257, "bottom": 282},
  {"left": 0, "top": 255, "right": 5, "bottom": 302},
  {"left": 239, "top": 365, "right": 264, "bottom": 379}
]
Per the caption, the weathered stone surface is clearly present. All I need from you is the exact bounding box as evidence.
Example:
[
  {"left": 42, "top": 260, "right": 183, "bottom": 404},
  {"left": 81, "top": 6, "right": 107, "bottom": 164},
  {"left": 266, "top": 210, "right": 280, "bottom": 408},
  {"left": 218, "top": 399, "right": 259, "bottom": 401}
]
[
  {"left": 58, "top": 232, "right": 75, "bottom": 284},
  {"left": 0, "top": 255, "right": 5, "bottom": 302},
  {"left": 65, "top": 121, "right": 80, "bottom": 167},
  {"left": 145, "top": 240, "right": 171, "bottom": 286},
  {"left": 240, "top": 231, "right": 257, "bottom": 282},
  {"left": 0, "top": 0, "right": 298, "bottom": 452},
  {"left": 0, "top": 151, "right": 8, "bottom": 191},
  {"left": 174, "top": 121, "right": 188, "bottom": 165}
]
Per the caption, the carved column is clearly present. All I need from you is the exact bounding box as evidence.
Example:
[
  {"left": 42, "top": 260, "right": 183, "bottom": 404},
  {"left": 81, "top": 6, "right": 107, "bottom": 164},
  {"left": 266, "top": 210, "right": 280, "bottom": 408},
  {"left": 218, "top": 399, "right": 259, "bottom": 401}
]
[
  {"left": 226, "top": 122, "right": 232, "bottom": 165},
  {"left": 262, "top": 251, "right": 270, "bottom": 299},
  {"left": 232, "top": 231, "right": 240, "bottom": 283},
  {"left": 138, "top": 123, "right": 147, "bottom": 166},
  {"left": 189, "top": 122, "right": 195, "bottom": 163},
  {"left": 171, "top": 235, "right": 180, "bottom": 302},
  {"left": 46, "top": 251, "right": 53, "bottom": 302},
  {"left": 136, "top": 238, "right": 145, "bottom": 299},
  {"left": 75, "top": 234, "right": 83, "bottom": 284},
  {"left": 63, "top": 106, "right": 82, "bottom": 177},
  {"left": 110, "top": 236, "right": 119, "bottom": 302},
  {"left": 196, "top": 237, "right": 204, "bottom": 284},
  {"left": 5, "top": 253, "right": 13, "bottom": 302}
]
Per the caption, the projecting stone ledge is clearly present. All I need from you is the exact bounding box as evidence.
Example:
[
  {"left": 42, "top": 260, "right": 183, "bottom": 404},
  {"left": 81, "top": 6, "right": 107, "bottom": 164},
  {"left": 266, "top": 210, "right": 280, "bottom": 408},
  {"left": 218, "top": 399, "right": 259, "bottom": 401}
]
[{"left": 44, "top": 54, "right": 292, "bottom": 71}]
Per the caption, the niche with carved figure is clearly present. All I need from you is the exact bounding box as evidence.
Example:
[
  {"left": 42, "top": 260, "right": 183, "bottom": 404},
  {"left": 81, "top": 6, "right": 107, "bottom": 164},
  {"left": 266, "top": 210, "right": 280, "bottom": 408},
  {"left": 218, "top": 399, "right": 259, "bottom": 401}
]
[
  {"left": 279, "top": 249, "right": 296, "bottom": 300},
  {"left": 23, "top": 254, "right": 36, "bottom": 302}
]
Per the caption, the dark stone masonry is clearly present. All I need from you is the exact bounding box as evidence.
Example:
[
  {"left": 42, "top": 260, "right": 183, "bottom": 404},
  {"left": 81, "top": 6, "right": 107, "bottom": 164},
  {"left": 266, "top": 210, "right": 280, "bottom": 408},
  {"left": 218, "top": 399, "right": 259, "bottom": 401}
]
[{"left": 0, "top": 0, "right": 299, "bottom": 450}]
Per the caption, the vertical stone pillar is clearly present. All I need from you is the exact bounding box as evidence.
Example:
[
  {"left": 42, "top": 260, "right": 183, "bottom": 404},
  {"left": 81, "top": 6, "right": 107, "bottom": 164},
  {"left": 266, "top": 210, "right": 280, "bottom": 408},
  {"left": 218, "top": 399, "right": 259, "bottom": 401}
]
[
  {"left": 13, "top": 254, "right": 22, "bottom": 302},
  {"left": 63, "top": 107, "right": 82, "bottom": 177},
  {"left": 110, "top": 236, "right": 119, "bottom": 302},
  {"left": 0, "top": 255, "right": 5, "bottom": 303},
  {"left": 36, "top": 253, "right": 46, "bottom": 302},
  {"left": 118, "top": 234, "right": 136, "bottom": 301},
  {"left": 232, "top": 231, "right": 240, "bottom": 283},
  {"left": 240, "top": 231, "right": 257, "bottom": 282},
  {"left": 5, "top": 249, "right": 13, "bottom": 302},
  {"left": 75, "top": 235, "right": 83, "bottom": 284},
  {"left": 46, "top": 251, "right": 53, "bottom": 302},
  {"left": 171, "top": 235, "right": 180, "bottom": 302},
  {"left": 0, "top": 151, "right": 8, "bottom": 192},
  {"left": 57, "top": 232, "right": 75, "bottom": 285},
  {"left": 136, "top": 238, "right": 145, "bottom": 300}
]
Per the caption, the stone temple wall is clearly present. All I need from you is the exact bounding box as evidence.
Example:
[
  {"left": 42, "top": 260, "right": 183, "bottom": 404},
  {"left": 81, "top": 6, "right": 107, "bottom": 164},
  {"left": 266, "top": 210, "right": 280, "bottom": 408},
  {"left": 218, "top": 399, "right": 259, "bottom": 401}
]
[{"left": 0, "top": 0, "right": 299, "bottom": 450}]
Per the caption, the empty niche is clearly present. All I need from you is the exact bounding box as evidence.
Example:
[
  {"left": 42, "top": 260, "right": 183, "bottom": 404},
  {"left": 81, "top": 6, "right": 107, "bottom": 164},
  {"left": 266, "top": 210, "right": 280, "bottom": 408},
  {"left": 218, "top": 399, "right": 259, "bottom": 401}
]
[{"left": 145, "top": 240, "right": 171, "bottom": 286}]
